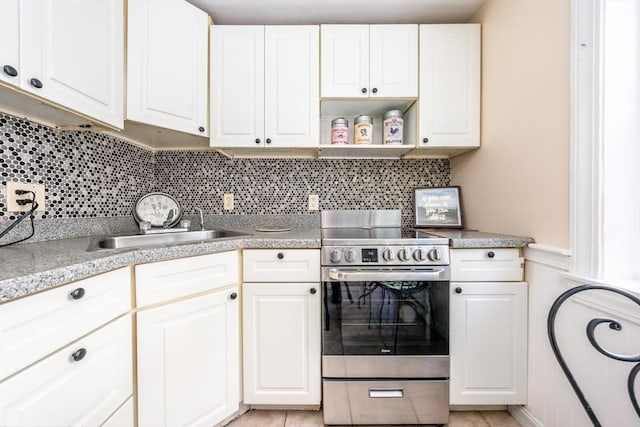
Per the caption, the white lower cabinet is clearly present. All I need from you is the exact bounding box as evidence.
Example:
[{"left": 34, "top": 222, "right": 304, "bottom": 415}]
[
  {"left": 102, "top": 397, "right": 134, "bottom": 427},
  {"left": 449, "top": 281, "right": 528, "bottom": 405},
  {"left": 136, "top": 252, "right": 240, "bottom": 427},
  {"left": 243, "top": 282, "right": 321, "bottom": 405},
  {"left": 0, "top": 315, "right": 133, "bottom": 426},
  {"left": 0, "top": 267, "right": 132, "bottom": 381}
]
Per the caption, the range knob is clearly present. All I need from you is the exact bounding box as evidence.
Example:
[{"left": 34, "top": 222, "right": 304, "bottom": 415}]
[
  {"left": 398, "top": 248, "right": 411, "bottom": 262},
  {"left": 428, "top": 248, "right": 442, "bottom": 261},
  {"left": 345, "top": 249, "right": 357, "bottom": 263},
  {"left": 413, "top": 248, "right": 427, "bottom": 262},
  {"left": 329, "top": 249, "right": 342, "bottom": 263},
  {"left": 382, "top": 248, "right": 396, "bottom": 261}
]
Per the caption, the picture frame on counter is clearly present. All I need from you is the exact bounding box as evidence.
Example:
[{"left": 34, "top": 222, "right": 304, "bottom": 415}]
[{"left": 414, "top": 186, "right": 463, "bottom": 228}]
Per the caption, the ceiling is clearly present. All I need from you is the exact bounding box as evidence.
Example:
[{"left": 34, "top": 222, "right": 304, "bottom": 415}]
[{"left": 186, "top": 0, "right": 485, "bottom": 25}]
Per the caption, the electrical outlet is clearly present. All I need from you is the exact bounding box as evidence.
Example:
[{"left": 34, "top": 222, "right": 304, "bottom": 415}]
[
  {"left": 223, "top": 194, "right": 234, "bottom": 211},
  {"left": 5, "top": 182, "right": 45, "bottom": 212},
  {"left": 308, "top": 194, "right": 319, "bottom": 211}
]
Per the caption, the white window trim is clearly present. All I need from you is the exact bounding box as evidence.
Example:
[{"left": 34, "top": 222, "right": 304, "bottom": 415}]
[{"left": 569, "top": 0, "right": 603, "bottom": 280}]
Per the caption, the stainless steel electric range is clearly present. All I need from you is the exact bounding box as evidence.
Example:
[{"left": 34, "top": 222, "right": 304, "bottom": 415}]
[{"left": 321, "top": 210, "right": 451, "bottom": 426}]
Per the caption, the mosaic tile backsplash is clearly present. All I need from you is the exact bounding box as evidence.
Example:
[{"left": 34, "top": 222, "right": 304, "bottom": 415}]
[
  {"left": 1, "top": 112, "right": 450, "bottom": 231},
  {"left": 155, "top": 153, "right": 449, "bottom": 228},
  {"left": 0, "top": 113, "right": 155, "bottom": 221}
]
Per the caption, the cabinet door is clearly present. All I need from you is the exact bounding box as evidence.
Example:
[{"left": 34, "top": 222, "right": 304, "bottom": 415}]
[
  {"left": 127, "top": 0, "right": 209, "bottom": 137},
  {"left": 0, "top": 315, "right": 133, "bottom": 427},
  {"left": 265, "top": 26, "right": 319, "bottom": 148},
  {"left": 369, "top": 25, "right": 418, "bottom": 98},
  {"left": 320, "top": 25, "right": 369, "bottom": 98},
  {"left": 102, "top": 397, "right": 134, "bottom": 427},
  {"left": 0, "top": 0, "right": 20, "bottom": 87},
  {"left": 243, "top": 282, "right": 321, "bottom": 405},
  {"left": 211, "top": 26, "right": 264, "bottom": 147},
  {"left": 137, "top": 288, "right": 240, "bottom": 427},
  {"left": 19, "top": 0, "right": 124, "bottom": 128},
  {"left": 450, "top": 282, "right": 528, "bottom": 404},
  {"left": 419, "top": 24, "right": 480, "bottom": 148}
]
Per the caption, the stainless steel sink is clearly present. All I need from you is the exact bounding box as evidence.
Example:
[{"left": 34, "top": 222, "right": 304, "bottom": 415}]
[{"left": 87, "top": 229, "right": 250, "bottom": 252}]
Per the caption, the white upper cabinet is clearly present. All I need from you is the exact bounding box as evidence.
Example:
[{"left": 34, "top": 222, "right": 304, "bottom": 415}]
[
  {"left": 17, "top": 0, "right": 124, "bottom": 128},
  {"left": 321, "top": 25, "right": 418, "bottom": 98},
  {"left": 211, "top": 25, "right": 319, "bottom": 148},
  {"left": 211, "top": 26, "right": 265, "bottom": 147},
  {"left": 0, "top": 0, "right": 20, "bottom": 87},
  {"left": 320, "top": 25, "right": 369, "bottom": 98},
  {"left": 127, "top": 0, "right": 209, "bottom": 137},
  {"left": 264, "top": 26, "right": 320, "bottom": 147},
  {"left": 418, "top": 24, "right": 480, "bottom": 148}
]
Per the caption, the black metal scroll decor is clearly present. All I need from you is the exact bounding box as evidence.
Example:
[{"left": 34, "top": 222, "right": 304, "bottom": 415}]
[{"left": 547, "top": 284, "right": 640, "bottom": 427}]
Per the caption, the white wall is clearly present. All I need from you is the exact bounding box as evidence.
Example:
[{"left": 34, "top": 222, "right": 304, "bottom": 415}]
[
  {"left": 451, "top": 0, "right": 570, "bottom": 248},
  {"left": 514, "top": 249, "right": 640, "bottom": 427}
]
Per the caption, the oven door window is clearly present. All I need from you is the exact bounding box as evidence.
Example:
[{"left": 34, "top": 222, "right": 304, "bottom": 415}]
[{"left": 322, "top": 280, "right": 449, "bottom": 356}]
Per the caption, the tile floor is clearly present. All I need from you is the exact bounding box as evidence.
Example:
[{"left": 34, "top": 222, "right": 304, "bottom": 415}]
[{"left": 225, "top": 409, "right": 521, "bottom": 427}]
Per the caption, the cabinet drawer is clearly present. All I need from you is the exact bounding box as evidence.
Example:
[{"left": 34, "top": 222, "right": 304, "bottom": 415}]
[
  {"left": 451, "top": 249, "right": 523, "bottom": 282},
  {"left": 0, "top": 315, "right": 133, "bottom": 427},
  {"left": 243, "top": 249, "right": 320, "bottom": 282},
  {"left": 136, "top": 251, "right": 238, "bottom": 307},
  {"left": 0, "top": 267, "right": 131, "bottom": 381}
]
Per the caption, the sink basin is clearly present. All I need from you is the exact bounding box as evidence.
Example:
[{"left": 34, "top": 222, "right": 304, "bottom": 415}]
[{"left": 87, "top": 229, "right": 250, "bottom": 252}]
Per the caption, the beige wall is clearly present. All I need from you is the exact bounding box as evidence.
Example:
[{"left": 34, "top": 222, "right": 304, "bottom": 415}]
[{"left": 451, "top": 0, "right": 570, "bottom": 248}]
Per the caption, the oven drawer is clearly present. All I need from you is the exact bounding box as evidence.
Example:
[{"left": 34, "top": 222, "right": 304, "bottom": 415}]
[{"left": 323, "top": 379, "right": 449, "bottom": 425}]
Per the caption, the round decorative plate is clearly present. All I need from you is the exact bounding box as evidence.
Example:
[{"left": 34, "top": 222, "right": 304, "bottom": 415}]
[
  {"left": 133, "top": 192, "right": 182, "bottom": 227},
  {"left": 255, "top": 226, "right": 292, "bottom": 232}
]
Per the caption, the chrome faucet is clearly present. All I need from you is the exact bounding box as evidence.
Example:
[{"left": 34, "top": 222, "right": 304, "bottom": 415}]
[
  {"left": 162, "top": 209, "right": 174, "bottom": 229},
  {"left": 195, "top": 208, "right": 205, "bottom": 230}
]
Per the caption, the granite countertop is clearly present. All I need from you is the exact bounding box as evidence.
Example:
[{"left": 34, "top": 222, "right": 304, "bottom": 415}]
[
  {"left": 0, "top": 223, "right": 532, "bottom": 304},
  {"left": 423, "top": 229, "right": 535, "bottom": 249},
  {"left": 0, "top": 226, "right": 321, "bottom": 304}
]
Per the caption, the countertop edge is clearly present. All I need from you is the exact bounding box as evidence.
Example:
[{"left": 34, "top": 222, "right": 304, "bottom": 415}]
[
  {"left": 0, "top": 227, "right": 532, "bottom": 304},
  {"left": 0, "top": 233, "right": 321, "bottom": 303}
]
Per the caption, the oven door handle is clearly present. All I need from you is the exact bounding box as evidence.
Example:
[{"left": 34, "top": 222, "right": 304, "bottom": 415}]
[{"left": 327, "top": 268, "right": 447, "bottom": 282}]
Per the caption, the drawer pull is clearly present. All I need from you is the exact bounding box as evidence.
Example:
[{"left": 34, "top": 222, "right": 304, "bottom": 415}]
[
  {"left": 71, "top": 348, "right": 87, "bottom": 362},
  {"left": 310, "top": 287, "right": 317, "bottom": 295},
  {"left": 30, "top": 78, "right": 43, "bottom": 89},
  {"left": 487, "top": 251, "right": 495, "bottom": 258},
  {"left": 455, "top": 287, "right": 462, "bottom": 294},
  {"left": 3, "top": 65, "right": 18, "bottom": 77},
  {"left": 230, "top": 292, "right": 238, "bottom": 300},
  {"left": 277, "top": 252, "right": 284, "bottom": 260},
  {"left": 70, "top": 288, "right": 86, "bottom": 300},
  {"left": 369, "top": 388, "right": 404, "bottom": 398}
]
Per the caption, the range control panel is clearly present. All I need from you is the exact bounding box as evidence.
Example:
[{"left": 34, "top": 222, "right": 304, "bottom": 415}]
[{"left": 322, "top": 245, "right": 450, "bottom": 266}]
